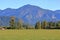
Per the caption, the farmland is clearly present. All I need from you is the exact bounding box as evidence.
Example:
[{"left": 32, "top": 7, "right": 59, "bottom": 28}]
[{"left": 0, "top": 29, "right": 60, "bottom": 40}]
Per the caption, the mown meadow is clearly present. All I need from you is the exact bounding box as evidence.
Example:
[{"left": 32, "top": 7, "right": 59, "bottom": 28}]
[{"left": 0, "top": 29, "right": 60, "bottom": 40}]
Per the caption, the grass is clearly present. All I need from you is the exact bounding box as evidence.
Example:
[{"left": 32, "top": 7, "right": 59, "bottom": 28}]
[{"left": 0, "top": 29, "right": 60, "bottom": 40}]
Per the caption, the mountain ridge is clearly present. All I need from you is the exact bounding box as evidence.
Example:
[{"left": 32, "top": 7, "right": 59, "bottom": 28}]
[{"left": 0, "top": 4, "right": 60, "bottom": 25}]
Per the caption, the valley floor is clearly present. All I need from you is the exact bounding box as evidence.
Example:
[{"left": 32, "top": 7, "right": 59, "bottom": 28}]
[{"left": 0, "top": 29, "right": 60, "bottom": 40}]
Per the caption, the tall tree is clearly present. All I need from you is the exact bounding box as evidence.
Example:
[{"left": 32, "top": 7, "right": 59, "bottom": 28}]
[
  {"left": 10, "top": 16, "right": 15, "bottom": 29},
  {"left": 49, "top": 22, "right": 56, "bottom": 29},
  {"left": 35, "top": 21, "right": 41, "bottom": 29},
  {"left": 41, "top": 21, "right": 48, "bottom": 29},
  {"left": 17, "top": 19, "right": 23, "bottom": 29},
  {"left": 56, "top": 21, "right": 60, "bottom": 29}
]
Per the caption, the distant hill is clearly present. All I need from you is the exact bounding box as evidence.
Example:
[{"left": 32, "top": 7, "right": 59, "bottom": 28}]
[{"left": 0, "top": 4, "right": 60, "bottom": 26}]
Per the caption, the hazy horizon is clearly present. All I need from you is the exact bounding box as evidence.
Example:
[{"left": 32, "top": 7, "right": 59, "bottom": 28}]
[{"left": 0, "top": 0, "right": 60, "bottom": 10}]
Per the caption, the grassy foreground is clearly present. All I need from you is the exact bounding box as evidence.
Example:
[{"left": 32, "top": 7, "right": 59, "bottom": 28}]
[{"left": 0, "top": 29, "right": 60, "bottom": 40}]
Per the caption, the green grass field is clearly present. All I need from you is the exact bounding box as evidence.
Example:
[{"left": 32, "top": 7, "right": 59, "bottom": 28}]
[{"left": 0, "top": 29, "right": 60, "bottom": 40}]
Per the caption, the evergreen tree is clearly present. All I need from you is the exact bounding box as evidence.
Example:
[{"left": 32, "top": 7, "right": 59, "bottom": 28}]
[
  {"left": 17, "top": 19, "right": 23, "bottom": 29},
  {"left": 41, "top": 21, "right": 48, "bottom": 29},
  {"left": 49, "top": 22, "right": 56, "bottom": 29},
  {"left": 10, "top": 16, "right": 15, "bottom": 29},
  {"left": 35, "top": 21, "right": 41, "bottom": 29},
  {"left": 56, "top": 21, "right": 60, "bottom": 29}
]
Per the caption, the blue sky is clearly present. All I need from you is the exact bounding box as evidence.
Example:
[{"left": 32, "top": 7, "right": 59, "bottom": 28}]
[{"left": 0, "top": 0, "right": 60, "bottom": 10}]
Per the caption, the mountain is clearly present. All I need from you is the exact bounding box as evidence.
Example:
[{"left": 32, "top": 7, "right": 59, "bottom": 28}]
[{"left": 0, "top": 4, "right": 60, "bottom": 26}]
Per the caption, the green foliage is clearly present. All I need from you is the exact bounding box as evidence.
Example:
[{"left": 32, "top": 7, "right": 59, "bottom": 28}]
[
  {"left": 9, "top": 16, "right": 16, "bottom": 29},
  {"left": 17, "top": 19, "right": 24, "bottom": 29},
  {"left": 41, "top": 21, "right": 48, "bottom": 29},
  {"left": 1, "top": 16, "right": 60, "bottom": 29},
  {"left": 56, "top": 21, "right": 60, "bottom": 28},
  {"left": 23, "top": 24, "right": 34, "bottom": 29},
  {"left": 35, "top": 21, "right": 41, "bottom": 29}
]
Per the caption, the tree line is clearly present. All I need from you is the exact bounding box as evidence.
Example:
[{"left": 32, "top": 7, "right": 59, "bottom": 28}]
[
  {"left": 0, "top": 16, "right": 60, "bottom": 29},
  {"left": 35, "top": 21, "right": 60, "bottom": 29}
]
